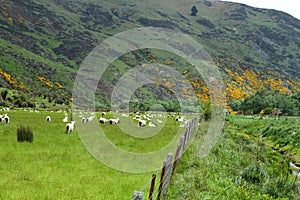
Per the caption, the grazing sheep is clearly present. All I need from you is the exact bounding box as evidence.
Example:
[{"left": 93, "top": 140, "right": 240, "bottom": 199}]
[
  {"left": 81, "top": 117, "right": 87, "bottom": 123},
  {"left": 138, "top": 119, "right": 147, "bottom": 127},
  {"left": 63, "top": 116, "right": 68, "bottom": 122},
  {"left": 134, "top": 115, "right": 141, "bottom": 120},
  {"left": 146, "top": 114, "right": 153, "bottom": 120},
  {"left": 148, "top": 121, "right": 157, "bottom": 127},
  {"left": 157, "top": 119, "right": 163, "bottom": 124},
  {"left": 66, "top": 121, "right": 75, "bottom": 133},
  {"left": 86, "top": 115, "right": 94, "bottom": 122},
  {"left": 184, "top": 120, "right": 191, "bottom": 126},
  {"left": 101, "top": 112, "right": 106, "bottom": 117},
  {"left": 99, "top": 117, "right": 108, "bottom": 124},
  {"left": 109, "top": 118, "right": 120, "bottom": 124},
  {"left": 46, "top": 116, "right": 51, "bottom": 122},
  {"left": 175, "top": 116, "right": 185, "bottom": 122},
  {"left": 2, "top": 114, "right": 9, "bottom": 124}
]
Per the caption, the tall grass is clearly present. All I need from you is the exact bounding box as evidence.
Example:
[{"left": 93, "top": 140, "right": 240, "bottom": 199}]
[{"left": 166, "top": 117, "right": 300, "bottom": 199}]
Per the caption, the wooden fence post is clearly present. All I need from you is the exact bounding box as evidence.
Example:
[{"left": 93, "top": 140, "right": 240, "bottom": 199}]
[
  {"left": 157, "top": 162, "right": 166, "bottom": 200},
  {"left": 148, "top": 174, "right": 156, "bottom": 200},
  {"left": 162, "top": 153, "right": 173, "bottom": 196},
  {"left": 172, "top": 136, "right": 184, "bottom": 176},
  {"left": 135, "top": 118, "right": 200, "bottom": 200}
]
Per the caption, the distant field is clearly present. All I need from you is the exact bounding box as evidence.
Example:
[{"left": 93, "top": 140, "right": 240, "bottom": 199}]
[{"left": 0, "top": 109, "right": 192, "bottom": 199}]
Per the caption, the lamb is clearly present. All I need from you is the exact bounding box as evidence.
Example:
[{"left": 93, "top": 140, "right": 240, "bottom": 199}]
[{"left": 66, "top": 121, "right": 75, "bottom": 133}]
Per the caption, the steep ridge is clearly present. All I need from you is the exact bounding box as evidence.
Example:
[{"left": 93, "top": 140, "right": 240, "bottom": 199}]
[{"left": 0, "top": 0, "right": 299, "bottom": 108}]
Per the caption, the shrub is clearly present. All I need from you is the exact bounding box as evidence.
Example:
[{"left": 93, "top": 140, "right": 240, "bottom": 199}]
[{"left": 17, "top": 125, "right": 33, "bottom": 142}]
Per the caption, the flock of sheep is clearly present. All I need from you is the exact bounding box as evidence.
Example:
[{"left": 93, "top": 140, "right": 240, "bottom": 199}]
[
  {"left": 43, "top": 110, "right": 195, "bottom": 134},
  {"left": 0, "top": 107, "right": 196, "bottom": 136},
  {"left": 45, "top": 111, "right": 76, "bottom": 133}
]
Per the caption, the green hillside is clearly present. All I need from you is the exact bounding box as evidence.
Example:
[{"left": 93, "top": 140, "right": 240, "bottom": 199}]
[{"left": 0, "top": 0, "right": 299, "bottom": 109}]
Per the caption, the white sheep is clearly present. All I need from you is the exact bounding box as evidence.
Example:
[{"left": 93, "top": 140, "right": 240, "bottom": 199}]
[
  {"left": 81, "top": 117, "right": 87, "bottom": 123},
  {"left": 138, "top": 119, "right": 147, "bottom": 127},
  {"left": 46, "top": 116, "right": 51, "bottom": 122},
  {"left": 66, "top": 121, "right": 75, "bottom": 133},
  {"left": 63, "top": 116, "right": 68, "bottom": 122},
  {"left": 86, "top": 115, "right": 94, "bottom": 122},
  {"left": 134, "top": 115, "right": 141, "bottom": 120},
  {"left": 148, "top": 121, "right": 157, "bottom": 127},
  {"left": 109, "top": 118, "right": 120, "bottom": 124},
  {"left": 101, "top": 112, "right": 106, "bottom": 117},
  {"left": 2, "top": 114, "right": 9, "bottom": 124},
  {"left": 99, "top": 117, "right": 108, "bottom": 124},
  {"left": 175, "top": 116, "right": 185, "bottom": 122}
]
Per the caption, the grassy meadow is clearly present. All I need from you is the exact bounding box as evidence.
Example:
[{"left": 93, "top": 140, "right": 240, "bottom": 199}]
[
  {"left": 1, "top": 109, "right": 299, "bottom": 199},
  {"left": 0, "top": 109, "right": 187, "bottom": 199}
]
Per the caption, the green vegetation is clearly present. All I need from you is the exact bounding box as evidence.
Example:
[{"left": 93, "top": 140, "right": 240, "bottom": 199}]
[
  {"left": 17, "top": 124, "right": 33, "bottom": 142},
  {"left": 0, "top": 0, "right": 299, "bottom": 108},
  {"left": 230, "top": 90, "right": 300, "bottom": 116},
  {"left": 166, "top": 116, "right": 300, "bottom": 199},
  {"left": 0, "top": 0, "right": 299, "bottom": 198},
  {"left": 0, "top": 87, "right": 69, "bottom": 110}
]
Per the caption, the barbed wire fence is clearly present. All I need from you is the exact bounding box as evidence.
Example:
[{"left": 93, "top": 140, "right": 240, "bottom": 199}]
[{"left": 132, "top": 117, "right": 199, "bottom": 200}]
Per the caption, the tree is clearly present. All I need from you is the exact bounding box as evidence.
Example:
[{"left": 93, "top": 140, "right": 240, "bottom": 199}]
[
  {"left": 1, "top": 90, "right": 8, "bottom": 100},
  {"left": 191, "top": 6, "right": 198, "bottom": 16},
  {"left": 228, "top": 100, "right": 241, "bottom": 111}
]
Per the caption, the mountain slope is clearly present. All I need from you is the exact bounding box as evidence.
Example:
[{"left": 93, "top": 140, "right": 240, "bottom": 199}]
[{"left": 0, "top": 0, "right": 299, "bottom": 108}]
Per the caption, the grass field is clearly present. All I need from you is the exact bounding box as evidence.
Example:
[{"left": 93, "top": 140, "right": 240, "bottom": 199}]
[
  {"left": 0, "top": 109, "right": 190, "bottom": 199},
  {"left": 1, "top": 110, "right": 299, "bottom": 199}
]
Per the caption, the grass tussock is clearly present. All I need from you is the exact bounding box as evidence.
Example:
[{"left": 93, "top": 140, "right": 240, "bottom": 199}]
[{"left": 17, "top": 124, "right": 33, "bottom": 143}]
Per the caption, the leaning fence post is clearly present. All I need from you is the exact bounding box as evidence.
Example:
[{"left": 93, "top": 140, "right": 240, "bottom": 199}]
[
  {"left": 172, "top": 136, "right": 184, "bottom": 176},
  {"left": 157, "top": 162, "right": 166, "bottom": 200},
  {"left": 148, "top": 174, "right": 156, "bottom": 200},
  {"left": 162, "top": 153, "right": 173, "bottom": 196}
]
